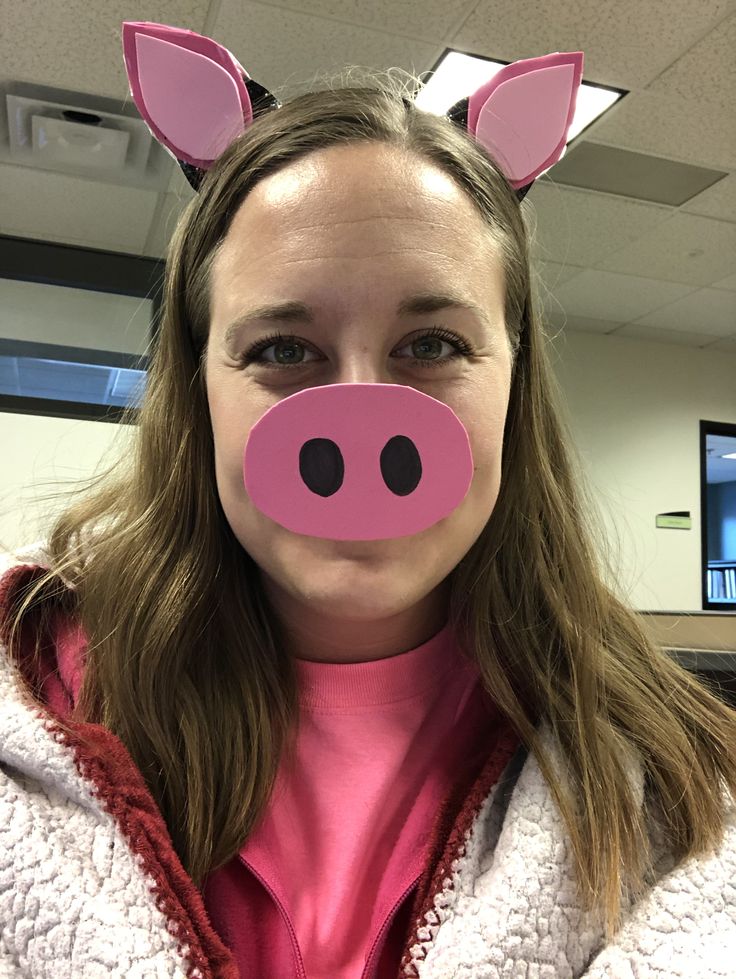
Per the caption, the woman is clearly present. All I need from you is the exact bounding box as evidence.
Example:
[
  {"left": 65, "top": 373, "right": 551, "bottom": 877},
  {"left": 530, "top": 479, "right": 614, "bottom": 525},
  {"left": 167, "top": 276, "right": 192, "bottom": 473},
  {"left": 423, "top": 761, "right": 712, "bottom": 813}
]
[{"left": 1, "top": 21, "right": 735, "bottom": 979}]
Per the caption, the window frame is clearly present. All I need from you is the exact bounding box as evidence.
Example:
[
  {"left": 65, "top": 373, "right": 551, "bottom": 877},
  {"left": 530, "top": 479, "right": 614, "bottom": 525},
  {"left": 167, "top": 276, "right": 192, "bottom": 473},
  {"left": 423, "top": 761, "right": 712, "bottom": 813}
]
[
  {"left": 700, "top": 418, "right": 736, "bottom": 612},
  {"left": 0, "top": 233, "right": 163, "bottom": 424}
]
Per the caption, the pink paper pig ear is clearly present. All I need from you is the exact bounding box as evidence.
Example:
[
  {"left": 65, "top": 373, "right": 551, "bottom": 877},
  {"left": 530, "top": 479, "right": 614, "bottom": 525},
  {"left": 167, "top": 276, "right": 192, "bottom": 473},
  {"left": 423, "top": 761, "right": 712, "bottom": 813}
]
[
  {"left": 122, "top": 21, "right": 279, "bottom": 186},
  {"left": 446, "top": 52, "right": 584, "bottom": 201}
]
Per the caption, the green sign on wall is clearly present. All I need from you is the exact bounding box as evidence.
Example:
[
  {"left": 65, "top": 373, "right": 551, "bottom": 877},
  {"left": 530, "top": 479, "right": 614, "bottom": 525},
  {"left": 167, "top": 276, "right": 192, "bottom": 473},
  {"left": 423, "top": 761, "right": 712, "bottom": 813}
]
[{"left": 656, "top": 512, "right": 692, "bottom": 530}]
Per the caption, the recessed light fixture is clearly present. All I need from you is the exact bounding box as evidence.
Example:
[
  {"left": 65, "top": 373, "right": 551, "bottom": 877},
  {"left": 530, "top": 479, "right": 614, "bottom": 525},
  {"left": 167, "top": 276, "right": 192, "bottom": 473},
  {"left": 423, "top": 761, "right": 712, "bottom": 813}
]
[{"left": 415, "top": 49, "right": 624, "bottom": 176}]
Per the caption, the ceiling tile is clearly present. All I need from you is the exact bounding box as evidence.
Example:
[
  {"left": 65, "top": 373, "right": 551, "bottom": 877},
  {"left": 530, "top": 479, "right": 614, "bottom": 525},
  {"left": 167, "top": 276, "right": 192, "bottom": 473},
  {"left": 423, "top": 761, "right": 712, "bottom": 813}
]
[
  {"left": 166, "top": 162, "right": 199, "bottom": 197},
  {"left": 681, "top": 172, "right": 736, "bottom": 222},
  {"left": 210, "top": 1, "right": 441, "bottom": 102},
  {"left": 544, "top": 269, "right": 695, "bottom": 322},
  {"left": 0, "top": 161, "right": 157, "bottom": 253},
  {"left": 450, "top": 0, "right": 730, "bottom": 89},
  {"left": 534, "top": 261, "right": 587, "bottom": 290},
  {"left": 633, "top": 287, "right": 736, "bottom": 336},
  {"left": 546, "top": 313, "right": 623, "bottom": 334},
  {"left": 143, "top": 192, "right": 194, "bottom": 259},
  {"left": 582, "top": 89, "right": 735, "bottom": 172},
  {"left": 700, "top": 334, "right": 736, "bottom": 354},
  {"left": 0, "top": 1, "right": 207, "bottom": 99},
  {"left": 551, "top": 141, "right": 727, "bottom": 207},
  {"left": 613, "top": 323, "right": 728, "bottom": 348},
  {"left": 214, "top": 0, "right": 479, "bottom": 44},
  {"left": 646, "top": 10, "right": 736, "bottom": 110},
  {"left": 523, "top": 182, "right": 672, "bottom": 267},
  {"left": 596, "top": 212, "right": 736, "bottom": 286},
  {"left": 711, "top": 270, "right": 736, "bottom": 291}
]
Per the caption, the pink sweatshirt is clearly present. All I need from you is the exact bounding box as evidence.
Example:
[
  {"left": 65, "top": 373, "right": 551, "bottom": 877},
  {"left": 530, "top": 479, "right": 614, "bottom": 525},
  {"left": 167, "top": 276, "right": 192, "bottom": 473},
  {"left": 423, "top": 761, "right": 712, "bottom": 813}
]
[{"left": 41, "top": 600, "right": 504, "bottom": 979}]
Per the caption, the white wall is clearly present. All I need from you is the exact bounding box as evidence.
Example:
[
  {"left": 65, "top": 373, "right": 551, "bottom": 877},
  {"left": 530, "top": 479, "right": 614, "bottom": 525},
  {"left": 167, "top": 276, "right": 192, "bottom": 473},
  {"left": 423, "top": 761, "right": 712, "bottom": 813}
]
[
  {"left": 0, "top": 277, "right": 152, "bottom": 353},
  {"left": 547, "top": 330, "right": 736, "bottom": 611},
  {"left": 0, "top": 276, "right": 146, "bottom": 568},
  {"left": 0, "top": 410, "right": 135, "bottom": 559},
  {"left": 1, "top": 330, "right": 734, "bottom": 612}
]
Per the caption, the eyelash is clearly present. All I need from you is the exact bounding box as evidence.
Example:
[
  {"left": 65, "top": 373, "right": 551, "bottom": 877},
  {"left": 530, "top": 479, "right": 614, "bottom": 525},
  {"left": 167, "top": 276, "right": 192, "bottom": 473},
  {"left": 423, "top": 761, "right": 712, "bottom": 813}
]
[{"left": 237, "top": 325, "right": 474, "bottom": 372}]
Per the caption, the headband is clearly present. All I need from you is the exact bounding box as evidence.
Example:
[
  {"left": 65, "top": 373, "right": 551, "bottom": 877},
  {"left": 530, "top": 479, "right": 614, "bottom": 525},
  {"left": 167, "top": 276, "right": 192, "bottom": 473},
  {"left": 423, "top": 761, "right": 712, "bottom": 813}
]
[
  {"left": 123, "top": 21, "right": 582, "bottom": 200},
  {"left": 122, "top": 21, "right": 584, "bottom": 542}
]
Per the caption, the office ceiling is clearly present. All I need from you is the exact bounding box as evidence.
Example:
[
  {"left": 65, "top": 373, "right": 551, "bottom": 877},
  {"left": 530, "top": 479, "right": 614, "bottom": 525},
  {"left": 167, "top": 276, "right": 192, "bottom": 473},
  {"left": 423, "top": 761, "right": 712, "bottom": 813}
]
[{"left": 0, "top": 0, "right": 734, "bottom": 352}]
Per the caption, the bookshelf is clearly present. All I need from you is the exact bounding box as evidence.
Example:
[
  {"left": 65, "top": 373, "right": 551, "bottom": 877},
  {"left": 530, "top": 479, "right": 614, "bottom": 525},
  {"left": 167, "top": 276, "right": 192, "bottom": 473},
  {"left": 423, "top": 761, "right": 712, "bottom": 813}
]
[{"left": 708, "top": 560, "right": 736, "bottom": 604}]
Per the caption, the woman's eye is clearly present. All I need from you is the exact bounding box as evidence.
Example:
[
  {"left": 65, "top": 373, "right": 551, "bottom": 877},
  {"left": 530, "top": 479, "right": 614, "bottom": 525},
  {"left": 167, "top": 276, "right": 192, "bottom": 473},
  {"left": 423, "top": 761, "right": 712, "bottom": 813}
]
[
  {"left": 240, "top": 328, "right": 473, "bottom": 371},
  {"left": 253, "top": 338, "right": 319, "bottom": 368},
  {"left": 394, "top": 336, "right": 459, "bottom": 366}
]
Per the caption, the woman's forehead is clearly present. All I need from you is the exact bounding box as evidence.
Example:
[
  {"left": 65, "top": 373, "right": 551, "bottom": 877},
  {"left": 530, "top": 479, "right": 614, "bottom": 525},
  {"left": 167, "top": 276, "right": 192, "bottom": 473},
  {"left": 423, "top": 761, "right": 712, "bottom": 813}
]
[
  {"left": 209, "top": 144, "right": 506, "bottom": 334},
  {"left": 222, "top": 145, "right": 484, "bottom": 242},
  {"left": 210, "top": 231, "right": 505, "bottom": 339},
  {"left": 214, "top": 172, "right": 497, "bottom": 290}
]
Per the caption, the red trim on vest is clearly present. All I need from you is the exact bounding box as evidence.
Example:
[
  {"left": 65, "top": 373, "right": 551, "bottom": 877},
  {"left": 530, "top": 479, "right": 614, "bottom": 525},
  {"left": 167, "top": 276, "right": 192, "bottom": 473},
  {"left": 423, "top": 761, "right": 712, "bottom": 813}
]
[
  {"left": 0, "top": 564, "right": 48, "bottom": 651},
  {"left": 0, "top": 564, "right": 239, "bottom": 979},
  {"left": 399, "top": 721, "right": 521, "bottom": 974}
]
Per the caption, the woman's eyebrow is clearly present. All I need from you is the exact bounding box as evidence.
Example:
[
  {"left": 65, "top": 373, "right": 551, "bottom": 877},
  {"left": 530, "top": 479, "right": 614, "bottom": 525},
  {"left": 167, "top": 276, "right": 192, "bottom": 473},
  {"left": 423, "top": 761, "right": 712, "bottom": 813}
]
[{"left": 222, "top": 291, "right": 492, "bottom": 351}]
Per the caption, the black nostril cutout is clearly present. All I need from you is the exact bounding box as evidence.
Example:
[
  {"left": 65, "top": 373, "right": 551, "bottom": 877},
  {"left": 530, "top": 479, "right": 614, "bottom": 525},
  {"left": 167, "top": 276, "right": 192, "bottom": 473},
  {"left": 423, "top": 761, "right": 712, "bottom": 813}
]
[
  {"left": 380, "top": 435, "right": 422, "bottom": 496},
  {"left": 299, "top": 438, "right": 345, "bottom": 497}
]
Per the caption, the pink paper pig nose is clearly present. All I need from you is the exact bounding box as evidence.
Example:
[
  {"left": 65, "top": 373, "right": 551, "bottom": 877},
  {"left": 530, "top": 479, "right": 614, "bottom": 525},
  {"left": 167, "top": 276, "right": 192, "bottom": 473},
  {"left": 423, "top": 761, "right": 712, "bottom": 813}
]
[{"left": 243, "top": 383, "right": 474, "bottom": 541}]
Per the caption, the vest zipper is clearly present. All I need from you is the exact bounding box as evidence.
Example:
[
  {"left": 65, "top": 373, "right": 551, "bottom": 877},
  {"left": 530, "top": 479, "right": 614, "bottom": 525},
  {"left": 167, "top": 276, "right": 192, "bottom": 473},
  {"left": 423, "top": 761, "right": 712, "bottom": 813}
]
[
  {"left": 239, "top": 856, "right": 307, "bottom": 979},
  {"left": 361, "top": 874, "right": 423, "bottom": 979}
]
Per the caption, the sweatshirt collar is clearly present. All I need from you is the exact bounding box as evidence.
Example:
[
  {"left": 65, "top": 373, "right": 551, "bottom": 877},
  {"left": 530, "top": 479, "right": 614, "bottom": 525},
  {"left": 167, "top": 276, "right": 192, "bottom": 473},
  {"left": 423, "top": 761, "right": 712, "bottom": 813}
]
[{"left": 293, "top": 620, "right": 476, "bottom": 709}]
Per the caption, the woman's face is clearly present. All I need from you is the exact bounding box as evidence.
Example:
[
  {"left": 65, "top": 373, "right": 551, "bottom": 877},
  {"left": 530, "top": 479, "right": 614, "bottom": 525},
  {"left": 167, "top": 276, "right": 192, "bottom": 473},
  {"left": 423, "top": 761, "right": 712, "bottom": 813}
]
[{"left": 204, "top": 142, "right": 513, "bottom": 662}]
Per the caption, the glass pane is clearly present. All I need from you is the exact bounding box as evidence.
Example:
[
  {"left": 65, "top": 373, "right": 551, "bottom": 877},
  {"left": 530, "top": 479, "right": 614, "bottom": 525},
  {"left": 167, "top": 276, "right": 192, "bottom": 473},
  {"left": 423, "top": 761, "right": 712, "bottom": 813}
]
[
  {"left": 705, "top": 430, "right": 736, "bottom": 606},
  {"left": 0, "top": 277, "right": 151, "bottom": 409}
]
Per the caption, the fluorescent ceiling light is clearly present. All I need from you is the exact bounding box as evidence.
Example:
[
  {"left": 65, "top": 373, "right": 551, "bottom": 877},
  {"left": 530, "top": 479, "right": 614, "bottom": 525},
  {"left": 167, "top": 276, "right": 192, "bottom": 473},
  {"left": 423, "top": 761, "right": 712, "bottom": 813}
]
[{"left": 415, "top": 50, "right": 622, "bottom": 171}]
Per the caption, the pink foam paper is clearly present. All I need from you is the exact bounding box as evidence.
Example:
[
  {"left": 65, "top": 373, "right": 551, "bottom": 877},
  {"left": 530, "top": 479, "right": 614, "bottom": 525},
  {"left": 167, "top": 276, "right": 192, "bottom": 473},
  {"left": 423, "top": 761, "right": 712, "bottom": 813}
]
[
  {"left": 122, "top": 21, "right": 253, "bottom": 169},
  {"left": 244, "top": 383, "right": 475, "bottom": 541},
  {"left": 467, "top": 52, "right": 584, "bottom": 189}
]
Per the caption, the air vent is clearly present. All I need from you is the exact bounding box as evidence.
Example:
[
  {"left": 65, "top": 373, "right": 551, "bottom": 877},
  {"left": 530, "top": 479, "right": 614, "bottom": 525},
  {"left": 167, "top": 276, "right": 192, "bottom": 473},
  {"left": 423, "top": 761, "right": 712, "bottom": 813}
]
[
  {"left": 30, "top": 110, "right": 131, "bottom": 172},
  {"left": 2, "top": 80, "right": 174, "bottom": 191},
  {"left": 547, "top": 141, "right": 728, "bottom": 206}
]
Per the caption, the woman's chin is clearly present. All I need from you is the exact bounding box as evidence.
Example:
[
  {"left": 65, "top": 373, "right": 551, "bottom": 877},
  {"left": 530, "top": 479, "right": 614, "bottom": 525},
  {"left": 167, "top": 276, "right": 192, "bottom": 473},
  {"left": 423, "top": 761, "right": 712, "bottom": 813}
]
[{"left": 306, "top": 586, "right": 401, "bottom": 615}]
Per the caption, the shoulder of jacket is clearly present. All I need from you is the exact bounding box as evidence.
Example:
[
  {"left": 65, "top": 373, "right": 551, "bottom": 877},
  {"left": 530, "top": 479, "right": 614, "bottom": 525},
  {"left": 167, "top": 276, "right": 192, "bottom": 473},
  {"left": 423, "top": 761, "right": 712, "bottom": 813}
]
[
  {"left": 0, "top": 626, "right": 238, "bottom": 978},
  {"left": 0, "top": 541, "right": 61, "bottom": 655},
  {"left": 411, "top": 722, "right": 736, "bottom": 977},
  {"left": 0, "top": 540, "right": 52, "bottom": 577}
]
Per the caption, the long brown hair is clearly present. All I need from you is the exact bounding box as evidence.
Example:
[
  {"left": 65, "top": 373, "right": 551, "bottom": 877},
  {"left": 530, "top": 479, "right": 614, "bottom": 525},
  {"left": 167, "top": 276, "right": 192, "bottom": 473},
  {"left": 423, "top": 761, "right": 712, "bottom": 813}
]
[{"left": 3, "top": 67, "right": 735, "bottom": 942}]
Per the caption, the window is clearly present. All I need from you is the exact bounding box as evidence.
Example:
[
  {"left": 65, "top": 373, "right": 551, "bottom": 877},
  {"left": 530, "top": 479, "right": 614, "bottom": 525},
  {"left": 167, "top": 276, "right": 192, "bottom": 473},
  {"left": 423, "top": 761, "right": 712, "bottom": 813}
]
[
  {"left": 0, "top": 234, "right": 163, "bottom": 424},
  {"left": 701, "top": 419, "right": 736, "bottom": 611}
]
